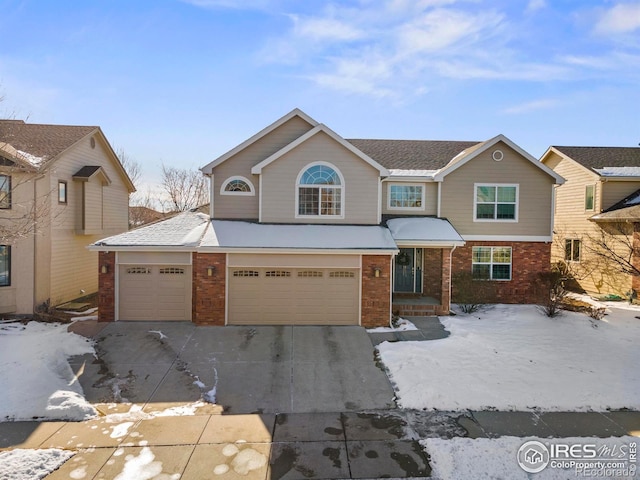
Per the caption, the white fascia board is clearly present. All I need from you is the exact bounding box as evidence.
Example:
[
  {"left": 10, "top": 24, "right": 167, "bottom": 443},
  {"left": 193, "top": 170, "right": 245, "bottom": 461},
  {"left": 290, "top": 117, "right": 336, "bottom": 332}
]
[
  {"left": 435, "top": 135, "right": 565, "bottom": 185},
  {"left": 462, "top": 235, "right": 552, "bottom": 242},
  {"left": 200, "top": 108, "right": 319, "bottom": 174},
  {"left": 394, "top": 240, "right": 466, "bottom": 248},
  {"left": 251, "top": 124, "right": 389, "bottom": 176},
  {"left": 383, "top": 176, "right": 435, "bottom": 182},
  {"left": 196, "top": 247, "right": 399, "bottom": 255},
  {"left": 87, "top": 245, "right": 198, "bottom": 252}
]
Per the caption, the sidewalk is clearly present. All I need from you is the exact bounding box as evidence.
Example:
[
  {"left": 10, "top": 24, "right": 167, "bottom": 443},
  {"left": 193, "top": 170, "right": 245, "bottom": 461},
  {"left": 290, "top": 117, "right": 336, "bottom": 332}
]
[{"left": 1, "top": 405, "right": 639, "bottom": 479}]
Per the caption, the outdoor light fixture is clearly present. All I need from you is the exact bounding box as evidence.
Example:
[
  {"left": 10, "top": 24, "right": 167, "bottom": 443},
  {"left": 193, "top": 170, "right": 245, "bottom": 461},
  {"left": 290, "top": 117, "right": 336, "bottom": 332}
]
[
  {"left": 101, "top": 265, "right": 109, "bottom": 274},
  {"left": 207, "top": 266, "right": 216, "bottom": 277},
  {"left": 373, "top": 267, "right": 381, "bottom": 278}
]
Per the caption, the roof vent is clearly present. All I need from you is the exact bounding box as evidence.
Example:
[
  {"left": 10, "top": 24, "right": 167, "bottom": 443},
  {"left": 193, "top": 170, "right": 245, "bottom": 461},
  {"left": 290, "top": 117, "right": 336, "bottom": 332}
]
[{"left": 492, "top": 150, "right": 504, "bottom": 161}]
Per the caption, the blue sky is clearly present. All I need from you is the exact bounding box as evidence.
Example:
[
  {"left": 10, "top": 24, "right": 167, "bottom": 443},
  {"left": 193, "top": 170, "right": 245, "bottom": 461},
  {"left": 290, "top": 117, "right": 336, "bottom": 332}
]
[{"left": 1, "top": 0, "right": 639, "bottom": 194}]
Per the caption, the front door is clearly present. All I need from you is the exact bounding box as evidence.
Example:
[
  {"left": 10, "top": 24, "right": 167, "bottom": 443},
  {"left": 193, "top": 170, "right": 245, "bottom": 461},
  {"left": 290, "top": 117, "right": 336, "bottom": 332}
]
[{"left": 394, "top": 248, "right": 422, "bottom": 292}]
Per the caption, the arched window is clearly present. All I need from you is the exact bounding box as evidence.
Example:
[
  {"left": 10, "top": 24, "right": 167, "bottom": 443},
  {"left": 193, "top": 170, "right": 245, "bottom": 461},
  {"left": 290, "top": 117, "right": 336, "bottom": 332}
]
[
  {"left": 220, "top": 176, "right": 255, "bottom": 196},
  {"left": 296, "top": 163, "right": 344, "bottom": 217}
]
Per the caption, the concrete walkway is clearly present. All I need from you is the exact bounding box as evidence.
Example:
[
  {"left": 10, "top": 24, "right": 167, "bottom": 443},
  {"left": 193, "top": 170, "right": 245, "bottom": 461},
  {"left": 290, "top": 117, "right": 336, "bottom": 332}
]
[{"left": 1, "top": 407, "right": 639, "bottom": 479}]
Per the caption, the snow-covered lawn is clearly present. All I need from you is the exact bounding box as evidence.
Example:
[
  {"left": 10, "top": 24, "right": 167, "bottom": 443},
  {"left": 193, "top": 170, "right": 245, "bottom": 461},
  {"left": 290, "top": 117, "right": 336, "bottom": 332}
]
[
  {"left": 377, "top": 304, "right": 640, "bottom": 411},
  {"left": 423, "top": 436, "right": 639, "bottom": 479},
  {"left": 0, "top": 321, "right": 97, "bottom": 421}
]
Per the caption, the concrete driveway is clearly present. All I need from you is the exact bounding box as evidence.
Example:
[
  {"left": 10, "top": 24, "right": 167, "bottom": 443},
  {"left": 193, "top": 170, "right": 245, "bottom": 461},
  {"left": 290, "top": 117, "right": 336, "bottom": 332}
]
[{"left": 70, "top": 322, "right": 396, "bottom": 414}]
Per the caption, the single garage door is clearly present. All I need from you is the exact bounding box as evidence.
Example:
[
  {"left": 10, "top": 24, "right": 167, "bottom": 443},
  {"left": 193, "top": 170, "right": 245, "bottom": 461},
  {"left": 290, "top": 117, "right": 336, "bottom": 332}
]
[
  {"left": 118, "top": 265, "right": 192, "bottom": 321},
  {"left": 228, "top": 267, "right": 359, "bottom": 325}
]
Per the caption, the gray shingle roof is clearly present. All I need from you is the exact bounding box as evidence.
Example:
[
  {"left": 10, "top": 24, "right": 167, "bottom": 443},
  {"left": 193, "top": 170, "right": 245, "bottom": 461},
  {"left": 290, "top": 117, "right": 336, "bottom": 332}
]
[
  {"left": 591, "top": 187, "right": 640, "bottom": 222},
  {"left": 553, "top": 146, "right": 640, "bottom": 169},
  {"left": 347, "top": 139, "right": 480, "bottom": 170},
  {"left": 0, "top": 119, "right": 97, "bottom": 165}
]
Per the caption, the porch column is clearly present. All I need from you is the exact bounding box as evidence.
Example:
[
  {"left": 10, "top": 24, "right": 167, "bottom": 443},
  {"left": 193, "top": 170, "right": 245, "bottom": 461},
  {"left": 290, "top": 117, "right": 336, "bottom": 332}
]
[{"left": 440, "top": 248, "right": 452, "bottom": 313}]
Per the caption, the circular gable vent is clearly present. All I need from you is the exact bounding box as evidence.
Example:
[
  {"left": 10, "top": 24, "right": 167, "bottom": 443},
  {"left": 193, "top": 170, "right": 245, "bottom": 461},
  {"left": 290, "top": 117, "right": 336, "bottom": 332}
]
[{"left": 492, "top": 150, "right": 504, "bottom": 161}]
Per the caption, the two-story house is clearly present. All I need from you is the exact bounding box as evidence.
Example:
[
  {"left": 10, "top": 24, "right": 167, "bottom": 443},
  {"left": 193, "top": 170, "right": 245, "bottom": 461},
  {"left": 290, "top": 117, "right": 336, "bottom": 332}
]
[
  {"left": 541, "top": 146, "right": 640, "bottom": 297},
  {"left": 0, "top": 120, "right": 135, "bottom": 314},
  {"left": 92, "top": 109, "right": 563, "bottom": 327}
]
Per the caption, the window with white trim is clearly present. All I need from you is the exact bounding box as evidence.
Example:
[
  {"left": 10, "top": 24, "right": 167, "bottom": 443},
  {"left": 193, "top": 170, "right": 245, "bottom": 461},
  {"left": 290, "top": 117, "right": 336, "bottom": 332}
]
[
  {"left": 297, "top": 163, "right": 343, "bottom": 217},
  {"left": 475, "top": 184, "right": 518, "bottom": 221},
  {"left": 221, "top": 176, "right": 255, "bottom": 196},
  {"left": 564, "top": 239, "right": 581, "bottom": 262},
  {"left": 585, "top": 185, "right": 595, "bottom": 211},
  {"left": 472, "top": 246, "right": 512, "bottom": 280},
  {"left": 388, "top": 184, "right": 424, "bottom": 210}
]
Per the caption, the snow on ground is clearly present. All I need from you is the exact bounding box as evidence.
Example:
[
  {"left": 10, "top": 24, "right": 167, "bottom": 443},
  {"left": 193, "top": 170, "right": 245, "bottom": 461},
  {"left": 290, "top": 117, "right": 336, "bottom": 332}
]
[
  {"left": 367, "top": 317, "right": 418, "bottom": 332},
  {"left": 377, "top": 304, "right": 640, "bottom": 411},
  {"left": 0, "top": 449, "right": 74, "bottom": 480},
  {"left": 423, "top": 436, "right": 639, "bottom": 480},
  {"left": 0, "top": 322, "right": 97, "bottom": 421}
]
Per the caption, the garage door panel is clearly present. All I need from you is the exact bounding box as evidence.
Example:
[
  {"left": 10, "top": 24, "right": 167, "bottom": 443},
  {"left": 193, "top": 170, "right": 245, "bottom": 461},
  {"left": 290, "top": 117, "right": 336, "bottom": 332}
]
[
  {"left": 228, "top": 266, "right": 359, "bottom": 325},
  {"left": 118, "top": 264, "right": 191, "bottom": 321}
]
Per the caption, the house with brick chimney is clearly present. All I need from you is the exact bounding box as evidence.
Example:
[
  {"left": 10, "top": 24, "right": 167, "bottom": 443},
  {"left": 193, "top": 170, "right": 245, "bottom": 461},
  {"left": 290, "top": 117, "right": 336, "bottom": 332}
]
[{"left": 91, "top": 109, "right": 563, "bottom": 327}]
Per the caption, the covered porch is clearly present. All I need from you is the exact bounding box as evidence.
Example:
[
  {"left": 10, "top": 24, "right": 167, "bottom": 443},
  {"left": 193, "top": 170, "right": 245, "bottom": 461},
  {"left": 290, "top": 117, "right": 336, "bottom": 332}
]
[{"left": 387, "top": 218, "right": 465, "bottom": 317}]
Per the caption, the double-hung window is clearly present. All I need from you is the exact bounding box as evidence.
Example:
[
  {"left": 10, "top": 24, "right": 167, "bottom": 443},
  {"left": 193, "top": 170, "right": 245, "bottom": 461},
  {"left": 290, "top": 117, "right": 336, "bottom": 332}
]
[
  {"left": 0, "top": 175, "right": 11, "bottom": 209},
  {"left": 388, "top": 184, "right": 424, "bottom": 210},
  {"left": 0, "top": 246, "right": 10, "bottom": 287},
  {"left": 297, "top": 163, "right": 343, "bottom": 217},
  {"left": 565, "top": 239, "right": 581, "bottom": 262},
  {"left": 475, "top": 184, "right": 518, "bottom": 221},
  {"left": 585, "top": 185, "right": 595, "bottom": 211},
  {"left": 472, "top": 246, "right": 512, "bottom": 280}
]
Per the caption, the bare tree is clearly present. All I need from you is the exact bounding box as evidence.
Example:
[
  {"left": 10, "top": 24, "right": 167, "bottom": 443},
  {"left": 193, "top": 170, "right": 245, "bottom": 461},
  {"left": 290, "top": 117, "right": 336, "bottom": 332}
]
[
  {"left": 128, "top": 187, "right": 166, "bottom": 228},
  {"left": 583, "top": 222, "right": 640, "bottom": 278},
  {"left": 115, "top": 147, "right": 142, "bottom": 189},
  {"left": 160, "top": 164, "right": 209, "bottom": 212}
]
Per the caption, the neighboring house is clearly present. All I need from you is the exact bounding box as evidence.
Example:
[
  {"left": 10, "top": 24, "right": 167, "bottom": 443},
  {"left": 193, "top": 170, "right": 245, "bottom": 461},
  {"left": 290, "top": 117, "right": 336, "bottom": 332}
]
[
  {"left": 541, "top": 146, "right": 640, "bottom": 297},
  {"left": 0, "top": 120, "right": 135, "bottom": 314},
  {"left": 92, "top": 109, "right": 563, "bottom": 327}
]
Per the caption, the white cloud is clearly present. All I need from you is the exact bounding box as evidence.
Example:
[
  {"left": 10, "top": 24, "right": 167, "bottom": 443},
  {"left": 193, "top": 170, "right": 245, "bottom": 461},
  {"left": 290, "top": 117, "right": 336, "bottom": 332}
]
[
  {"left": 525, "top": 0, "right": 546, "bottom": 14},
  {"left": 594, "top": 3, "right": 640, "bottom": 35},
  {"left": 290, "top": 15, "right": 365, "bottom": 43},
  {"left": 502, "top": 98, "right": 559, "bottom": 115}
]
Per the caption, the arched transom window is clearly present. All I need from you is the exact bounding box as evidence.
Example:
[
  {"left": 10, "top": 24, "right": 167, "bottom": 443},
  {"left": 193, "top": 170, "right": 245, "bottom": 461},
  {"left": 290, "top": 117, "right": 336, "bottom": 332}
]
[
  {"left": 220, "top": 176, "right": 255, "bottom": 196},
  {"left": 297, "top": 163, "right": 343, "bottom": 217}
]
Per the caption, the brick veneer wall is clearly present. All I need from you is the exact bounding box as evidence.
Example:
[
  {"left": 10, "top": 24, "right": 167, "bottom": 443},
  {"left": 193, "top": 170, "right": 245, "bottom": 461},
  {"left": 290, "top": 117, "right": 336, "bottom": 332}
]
[
  {"left": 633, "top": 223, "right": 640, "bottom": 295},
  {"left": 422, "top": 248, "right": 443, "bottom": 299},
  {"left": 98, "top": 251, "right": 115, "bottom": 322},
  {"left": 361, "top": 255, "right": 392, "bottom": 328},
  {"left": 192, "top": 253, "right": 226, "bottom": 326},
  {"left": 440, "top": 248, "right": 452, "bottom": 312},
  {"left": 451, "top": 241, "right": 550, "bottom": 304}
]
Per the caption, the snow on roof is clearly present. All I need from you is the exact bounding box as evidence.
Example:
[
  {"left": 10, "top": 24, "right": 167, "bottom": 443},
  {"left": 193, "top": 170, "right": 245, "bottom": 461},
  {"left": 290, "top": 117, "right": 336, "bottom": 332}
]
[
  {"left": 593, "top": 167, "right": 640, "bottom": 177},
  {"left": 94, "top": 211, "right": 210, "bottom": 247},
  {"left": 201, "top": 220, "right": 398, "bottom": 250},
  {"left": 388, "top": 169, "right": 437, "bottom": 177},
  {"left": 16, "top": 149, "right": 45, "bottom": 167},
  {"left": 387, "top": 217, "right": 465, "bottom": 246}
]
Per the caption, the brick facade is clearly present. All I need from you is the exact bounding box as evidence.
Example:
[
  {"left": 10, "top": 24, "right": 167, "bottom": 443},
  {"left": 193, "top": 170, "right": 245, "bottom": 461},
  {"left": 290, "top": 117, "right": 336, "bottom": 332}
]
[
  {"left": 98, "top": 251, "right": 115, "bottom": 322},
  {"left": 633, "top": 223, "right": 640, "bottom": 295},
  {"left": 361, "top": 255, "right": 392, "bottom": 328},
  {"left": 422, "top": 248, "right": 443, "bottom": 299},
  {"left": 192, "top": 253, "right": 226, "bottom": 326},
  {"left": 451, "top": 241, "right": 551, "bottom": 304}
]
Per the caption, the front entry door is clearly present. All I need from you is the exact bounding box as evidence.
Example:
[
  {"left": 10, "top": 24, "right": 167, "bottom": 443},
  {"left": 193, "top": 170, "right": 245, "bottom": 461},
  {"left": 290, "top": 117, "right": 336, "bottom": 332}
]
[{"left": 394, "top": 248, "right": 423, "bottom": 293}]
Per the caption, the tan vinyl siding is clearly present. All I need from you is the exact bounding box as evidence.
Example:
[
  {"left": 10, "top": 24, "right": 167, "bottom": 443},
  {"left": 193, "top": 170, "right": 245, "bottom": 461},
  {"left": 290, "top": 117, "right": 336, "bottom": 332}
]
[
  {"left": 381, "top": 181, "right": 437, "bottom": 215},
  {"left": 212, "top": 116, "right": 314, "bottom": 219},
  {"left": 544, "top": 152, "right": 632, "bottom": 296},
  {"left": 47, "top": 135, "right": 130, "bottom": 305},
  {"left": 260, "top": 131, "right": 380, "bottom": 224},
  {"left": 602, "top": 180, "right": 640, "bottom": 211},
  {"left": 440, "top": 142, "right": 555, "bottom": 237}
]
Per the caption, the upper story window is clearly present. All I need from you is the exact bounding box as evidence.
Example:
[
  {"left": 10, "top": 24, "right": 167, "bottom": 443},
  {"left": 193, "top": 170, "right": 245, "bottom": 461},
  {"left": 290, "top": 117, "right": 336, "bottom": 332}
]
[
  {"left": 474, "top": 184, "right": 518, "bottom": 222},
  {"left": 388, "top": 184, "right": 424, "bottom": 210},
  {"left": 221, "top": 176, "right": 255, "bottom": 196},
  {"left": 0, "top": 175, "right": 11, "bottom": 209},
  {"left": 585, "top": 185, "right": 595, "bottom": 211},
  {"left": 0, "top": 245, "right": 10, "bottom": 287},
  {"left": 296, "top": 163, "right": 344, "bottom": 217},
  {"left": 58, "top": 181, "right": 68, "bottom": 204}
]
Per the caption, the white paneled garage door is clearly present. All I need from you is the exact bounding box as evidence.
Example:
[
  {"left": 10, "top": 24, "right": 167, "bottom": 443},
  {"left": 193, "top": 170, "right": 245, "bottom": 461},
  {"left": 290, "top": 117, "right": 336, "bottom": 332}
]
[
  {"left": 227, "top": 263, "right": 360, "bottom": 325},
  {"left": 117, "top": 252, "right": 192, "bottom": 321}
]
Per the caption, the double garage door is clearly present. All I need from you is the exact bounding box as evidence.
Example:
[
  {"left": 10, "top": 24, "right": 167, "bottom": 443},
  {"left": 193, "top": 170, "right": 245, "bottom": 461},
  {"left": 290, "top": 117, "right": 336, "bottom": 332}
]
[
  {"left": 227, "top": 266, "right": 359, "bottom": 325},
  {"left": 116, "top": 253, "right": 360, "bottom": 324}
]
